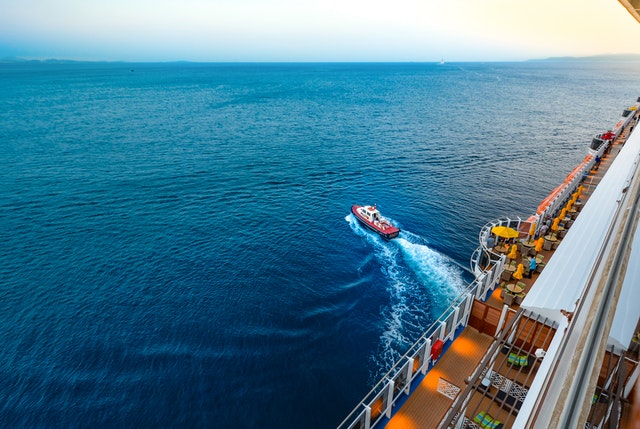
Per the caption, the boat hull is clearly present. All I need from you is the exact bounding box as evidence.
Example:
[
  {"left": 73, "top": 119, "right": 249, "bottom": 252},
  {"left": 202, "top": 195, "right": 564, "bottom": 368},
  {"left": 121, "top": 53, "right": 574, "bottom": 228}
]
[{"left": 351, "top": 205, "right": 400, "bottom": 240}]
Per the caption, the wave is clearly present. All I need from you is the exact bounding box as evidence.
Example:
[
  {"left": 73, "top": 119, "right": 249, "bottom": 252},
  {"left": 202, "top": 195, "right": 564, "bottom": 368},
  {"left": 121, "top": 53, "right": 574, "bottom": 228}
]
[{"left": 346, "top": 214, "right": 464, "bottom": 376}]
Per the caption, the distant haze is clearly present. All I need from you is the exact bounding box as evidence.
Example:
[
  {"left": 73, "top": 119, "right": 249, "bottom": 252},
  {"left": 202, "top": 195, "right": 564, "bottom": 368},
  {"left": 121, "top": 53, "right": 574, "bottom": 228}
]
[{"left": 2, "top": 0, "right": 640, "bottom": 62}]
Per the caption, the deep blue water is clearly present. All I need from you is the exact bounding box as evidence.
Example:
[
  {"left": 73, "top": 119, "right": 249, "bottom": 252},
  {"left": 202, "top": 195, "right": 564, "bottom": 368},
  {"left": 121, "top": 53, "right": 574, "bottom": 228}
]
[{"left": 1, "top": 61, "right": 639, "bottom": 428}]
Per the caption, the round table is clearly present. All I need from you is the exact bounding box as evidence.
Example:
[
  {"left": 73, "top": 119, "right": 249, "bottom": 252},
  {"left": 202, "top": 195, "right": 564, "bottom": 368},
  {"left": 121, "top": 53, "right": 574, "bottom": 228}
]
[
  {"left": 506, "top": 283, "right": 524, "bottom": 293},
  {"left": 558, "top": 227, "right": 567, "bottom": 238},
  {"left": 520, "top": 240, "right": 536, "bottom": 256},
  {"left": 543, "top": 235, "right": 557, "bottom": 250}
]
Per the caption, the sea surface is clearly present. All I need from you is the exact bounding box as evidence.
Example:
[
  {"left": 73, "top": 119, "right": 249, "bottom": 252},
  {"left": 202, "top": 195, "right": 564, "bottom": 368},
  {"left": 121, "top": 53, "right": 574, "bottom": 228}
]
[{"left": 1, "top": 60, "right": 639, "bottom": 428}]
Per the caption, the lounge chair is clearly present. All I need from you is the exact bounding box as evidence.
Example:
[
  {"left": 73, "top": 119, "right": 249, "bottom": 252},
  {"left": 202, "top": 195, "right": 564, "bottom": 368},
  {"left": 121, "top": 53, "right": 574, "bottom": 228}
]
[
  {"left": 473, "top": 411, "right": 504, "bottom": 429},
  {"left": 507, "top": 352, "right": 535, "bottom": 372}
]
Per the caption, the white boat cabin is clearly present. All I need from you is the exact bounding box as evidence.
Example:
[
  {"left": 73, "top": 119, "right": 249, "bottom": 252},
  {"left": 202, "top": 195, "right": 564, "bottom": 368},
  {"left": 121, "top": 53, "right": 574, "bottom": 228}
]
[{"left": 358, "top": 206, "right": 382, "bottom": 223}]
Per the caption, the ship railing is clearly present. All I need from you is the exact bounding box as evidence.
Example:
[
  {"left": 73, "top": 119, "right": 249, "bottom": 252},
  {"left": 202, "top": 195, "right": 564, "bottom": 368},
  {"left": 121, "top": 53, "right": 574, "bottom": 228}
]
[
  {"left": 337, "top": 282, "right": 481, "bottom": 429},
  {"left": 537, "top": 158, "right": 594, "bottom": 226},
  {"left": 472, "top": 216, "right": 539, "bottom": 301},
  {"left": 477, "top": 216, "right": 528, "bottom": 250},
  {"left": 535, "top": 104, "right": 640, "bottom": 225},
  {"left": 338, "top": 220, "right": 527, "bottom": 429}
]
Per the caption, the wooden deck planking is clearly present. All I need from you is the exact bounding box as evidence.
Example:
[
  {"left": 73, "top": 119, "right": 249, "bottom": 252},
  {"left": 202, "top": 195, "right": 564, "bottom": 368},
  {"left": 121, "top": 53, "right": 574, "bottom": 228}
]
[{"left": 386, "top": 328, "right": 493, "bottom": 429}]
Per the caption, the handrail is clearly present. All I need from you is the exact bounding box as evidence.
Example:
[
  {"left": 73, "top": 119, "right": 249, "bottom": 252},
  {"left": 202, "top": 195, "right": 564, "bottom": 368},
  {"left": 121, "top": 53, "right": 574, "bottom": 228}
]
[
  {"left": 337, "top": 247, "right": 507, "bottom": 429},
  {"left": 337, "top": 99, "right": 640, "bottom": 429},
  {"left": 336, "top": 280, "right": 481, "bottom": 429}
]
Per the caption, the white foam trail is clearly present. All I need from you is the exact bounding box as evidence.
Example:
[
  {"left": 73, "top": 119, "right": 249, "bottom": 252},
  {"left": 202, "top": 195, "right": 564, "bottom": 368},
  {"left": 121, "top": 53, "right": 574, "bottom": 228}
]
[
  {"left": 346, "top": 214, "right": 466, "bottom": 375},
  {"left": 395, "top": 237, "right": 464, "bottom": 301}
]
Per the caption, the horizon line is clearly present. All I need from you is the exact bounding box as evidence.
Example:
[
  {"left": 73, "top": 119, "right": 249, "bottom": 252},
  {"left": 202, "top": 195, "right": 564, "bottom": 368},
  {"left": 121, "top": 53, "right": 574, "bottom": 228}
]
[{"left": 3, "top": 53, "right": 640, "bottom": 65}]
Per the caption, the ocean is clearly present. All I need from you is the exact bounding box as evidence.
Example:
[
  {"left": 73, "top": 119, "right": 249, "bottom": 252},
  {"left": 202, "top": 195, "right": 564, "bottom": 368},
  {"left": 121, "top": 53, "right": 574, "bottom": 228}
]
[{"left": 1, "top": 61, "right": 639, "bottom": 428}]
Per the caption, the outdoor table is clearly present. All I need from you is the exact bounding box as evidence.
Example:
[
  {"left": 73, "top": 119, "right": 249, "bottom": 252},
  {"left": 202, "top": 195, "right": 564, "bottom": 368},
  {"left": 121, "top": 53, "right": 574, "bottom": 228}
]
[
  {"left": 558, "top": 227, "right": 567, "bottom": 238},
  {"left": 520, "top": 240, "right": 536, "bottom": 256},
  {"left": 543, "top": 235, "right": 557, "bottom": 251},
  {"left": 495, "top": 245, "right": 508, "bottom": 253},
  {"left": 507, "top": 283, "right": 524, "bottom": 293},
  {"left": 502, "top": 266, "right": 514, "bottom": 281}
]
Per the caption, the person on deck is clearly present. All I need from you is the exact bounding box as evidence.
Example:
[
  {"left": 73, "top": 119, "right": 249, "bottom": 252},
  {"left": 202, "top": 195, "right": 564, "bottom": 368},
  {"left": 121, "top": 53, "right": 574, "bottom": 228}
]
[
  {"left": 539, "top": 223, "right": 549, "bottom": 238},
  {"left": 527, "top": 256, "right": 536, "bottom": 278}
]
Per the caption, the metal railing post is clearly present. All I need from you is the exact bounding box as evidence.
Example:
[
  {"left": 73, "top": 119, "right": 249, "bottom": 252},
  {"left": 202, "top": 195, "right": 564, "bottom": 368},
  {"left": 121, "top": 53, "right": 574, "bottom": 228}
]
[{"left": 385, "top": 381, "right": 394, "bottom": 418}]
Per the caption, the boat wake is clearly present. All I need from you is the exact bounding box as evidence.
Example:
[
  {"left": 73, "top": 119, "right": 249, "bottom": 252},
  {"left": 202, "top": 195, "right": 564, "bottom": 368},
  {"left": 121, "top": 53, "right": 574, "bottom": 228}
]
[{"left": 345, "top": 214, "right": 465, "bottom": 378}]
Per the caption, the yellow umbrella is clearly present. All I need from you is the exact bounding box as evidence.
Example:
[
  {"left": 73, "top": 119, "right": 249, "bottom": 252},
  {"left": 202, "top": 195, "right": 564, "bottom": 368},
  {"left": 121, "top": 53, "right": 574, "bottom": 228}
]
[
  {"left": 528, "top": 222, "right": 537, "bottom": 240},
  {"left": 566, "top": 200, "right": 574, "bottom": 211},
  {"left": 535, "top": 237, "right": 544, "bottom": 252},
  {"left": 551, "top": 218, "right": 560, "bottom": 232},
  {"left": 513, "top": 264, "right": 524, "bottom": 281},
  {"left": 559, "top": 208, "right": 567, "bottom": 219},
  {"left": 491, "top": 225, "right": 519, "bottom": 239},
  {"left": 507, "top": 244, "right": 518, "bottom": 260}
]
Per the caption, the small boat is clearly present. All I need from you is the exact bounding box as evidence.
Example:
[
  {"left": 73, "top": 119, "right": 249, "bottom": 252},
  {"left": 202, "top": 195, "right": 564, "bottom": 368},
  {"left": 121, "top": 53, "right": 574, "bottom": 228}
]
[{"left": 351, "top": 204, "right": 400, "bottom": 240}]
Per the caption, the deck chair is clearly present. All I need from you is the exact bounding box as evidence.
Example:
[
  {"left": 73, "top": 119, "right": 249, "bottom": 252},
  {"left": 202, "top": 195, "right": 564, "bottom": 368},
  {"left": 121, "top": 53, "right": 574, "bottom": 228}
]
[{"left": 473, "top": 411, "right": 504, "bottom": 429}]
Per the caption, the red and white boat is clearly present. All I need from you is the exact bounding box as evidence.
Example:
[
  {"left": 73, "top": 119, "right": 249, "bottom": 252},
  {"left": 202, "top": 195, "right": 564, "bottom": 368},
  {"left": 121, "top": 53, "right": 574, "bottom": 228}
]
[{"left": 351, "top": 204, "right": 400, "bottom": 240}]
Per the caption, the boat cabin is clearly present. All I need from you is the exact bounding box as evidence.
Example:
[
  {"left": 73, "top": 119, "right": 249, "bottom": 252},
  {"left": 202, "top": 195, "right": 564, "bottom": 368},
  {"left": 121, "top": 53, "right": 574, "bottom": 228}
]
[{"left": 358, "top": 206, "right": 381, "bottom": 223}]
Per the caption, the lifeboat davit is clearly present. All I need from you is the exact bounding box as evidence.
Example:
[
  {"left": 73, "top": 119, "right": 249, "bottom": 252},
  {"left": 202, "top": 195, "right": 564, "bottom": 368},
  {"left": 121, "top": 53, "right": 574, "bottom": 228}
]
[{"left": 351, "top": 204, "right": 400, "bottom": 240}]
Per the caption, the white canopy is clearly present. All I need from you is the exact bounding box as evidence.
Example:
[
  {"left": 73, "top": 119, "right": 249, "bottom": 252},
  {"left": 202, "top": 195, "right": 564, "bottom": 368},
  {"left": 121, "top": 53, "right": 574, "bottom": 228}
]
[
  {"left": 609, "top": 221, "right": 640, "bottom": 349},
  {"left": 522, "top": 128, "right": 640, "bottom": 349}
]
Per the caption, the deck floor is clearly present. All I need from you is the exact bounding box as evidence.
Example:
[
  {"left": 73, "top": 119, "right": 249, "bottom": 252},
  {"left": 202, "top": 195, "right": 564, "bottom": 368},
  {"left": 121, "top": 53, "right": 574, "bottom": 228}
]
[
  {"left": 385, "top": 328, "right": 493, "bottom": 429},
  {"left": 384, "top": 135, "right": 627, "bottom": 428}
]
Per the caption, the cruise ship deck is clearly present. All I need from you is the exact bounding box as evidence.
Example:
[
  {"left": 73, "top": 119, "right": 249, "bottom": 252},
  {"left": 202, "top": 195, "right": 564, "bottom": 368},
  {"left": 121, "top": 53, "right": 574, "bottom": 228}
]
[
  {"left": 383, "top": 126, "right": 640, "bottom": 429},
  {"left": 337, "top": 98, "right": 640, "bottom": 429}
]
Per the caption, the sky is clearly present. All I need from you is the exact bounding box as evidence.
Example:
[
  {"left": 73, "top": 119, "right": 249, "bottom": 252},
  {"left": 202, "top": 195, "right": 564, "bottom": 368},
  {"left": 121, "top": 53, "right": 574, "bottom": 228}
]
[{"left": 2, "top": 0, "right": 640, "bottom": 62}]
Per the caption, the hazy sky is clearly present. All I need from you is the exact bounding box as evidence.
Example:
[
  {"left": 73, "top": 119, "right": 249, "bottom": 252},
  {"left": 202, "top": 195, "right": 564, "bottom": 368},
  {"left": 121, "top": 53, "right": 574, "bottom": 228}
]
[{"left": 2, "top": 0, "right": 640, "bottom": 62}]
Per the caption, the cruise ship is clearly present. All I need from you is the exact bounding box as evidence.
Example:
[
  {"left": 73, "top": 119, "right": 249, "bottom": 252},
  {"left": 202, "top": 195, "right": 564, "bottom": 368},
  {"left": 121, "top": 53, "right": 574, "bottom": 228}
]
[{"left": 338, "top": 2, "right": 640, "bottom": 428}]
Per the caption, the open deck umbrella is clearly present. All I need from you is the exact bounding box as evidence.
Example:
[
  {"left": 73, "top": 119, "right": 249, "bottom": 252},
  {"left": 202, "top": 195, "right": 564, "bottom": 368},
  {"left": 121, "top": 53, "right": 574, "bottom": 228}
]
[
  {"left": 491, "top": 225, "right": 519, "bottom": 239},
  {"left": 507, "top": 244, "right": 518, "bottom": 260},
  {"left": 513, "top": 264, "right": 524, "bottom": 281}
]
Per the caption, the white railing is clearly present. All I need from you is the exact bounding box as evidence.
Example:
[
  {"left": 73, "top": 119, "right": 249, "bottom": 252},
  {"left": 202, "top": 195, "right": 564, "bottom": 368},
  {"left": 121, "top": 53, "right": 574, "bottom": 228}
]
[
  {"left": 338, "top": 102, "right": 640, "bottom": 429},
  {"left": 337, "top": 250, "right": 504, "bottom": 429}
]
